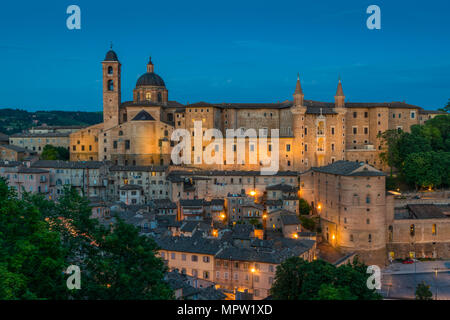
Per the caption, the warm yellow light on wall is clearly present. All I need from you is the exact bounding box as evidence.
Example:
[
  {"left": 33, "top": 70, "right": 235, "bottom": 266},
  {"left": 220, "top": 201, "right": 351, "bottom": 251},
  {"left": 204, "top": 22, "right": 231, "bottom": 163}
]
[
  {"left": 262, "top": 214, "right": 267, "bottom": 219},
  {"left": 249, "top": 190, "right": 256, "bottom": 196},
  {"left": 293, "top": 233, "right": 298, "bottom": 239},
  {"left": 317, "top": 204, "right": 322, "bottom": 210},
  {"left": 220, "top": 213, "right": 226, "bottom": 219},
  {"left": 251, "top": 268, "right": 256, "bottom": 273},
  {"left": 331, "top": 234, "right": 335, "bottom": 240}
]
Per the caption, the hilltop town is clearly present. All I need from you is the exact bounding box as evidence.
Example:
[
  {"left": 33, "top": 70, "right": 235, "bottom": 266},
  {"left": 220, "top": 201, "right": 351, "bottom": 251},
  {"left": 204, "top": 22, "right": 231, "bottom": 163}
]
[{"left": 0, "top": 49, "right": 449, "bottom": 300}]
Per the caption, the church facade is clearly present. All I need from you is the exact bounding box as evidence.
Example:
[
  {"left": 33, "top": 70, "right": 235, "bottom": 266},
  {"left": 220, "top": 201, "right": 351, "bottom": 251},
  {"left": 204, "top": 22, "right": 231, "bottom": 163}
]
[{"left": 70, "top": 49, "right": 444, "bottom": 172}]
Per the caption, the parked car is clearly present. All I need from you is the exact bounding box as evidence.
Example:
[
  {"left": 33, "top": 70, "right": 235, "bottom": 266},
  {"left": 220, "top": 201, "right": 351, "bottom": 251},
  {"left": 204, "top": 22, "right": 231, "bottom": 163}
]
[{"left": 402, "top": 259, "right": 414, "bottom": 264}]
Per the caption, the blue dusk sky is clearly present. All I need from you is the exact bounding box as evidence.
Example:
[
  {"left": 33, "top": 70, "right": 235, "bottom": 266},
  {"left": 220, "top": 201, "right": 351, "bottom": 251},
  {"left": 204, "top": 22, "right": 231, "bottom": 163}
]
[{"left": 0, "top": 0, "right": 448, "bottom": 111}]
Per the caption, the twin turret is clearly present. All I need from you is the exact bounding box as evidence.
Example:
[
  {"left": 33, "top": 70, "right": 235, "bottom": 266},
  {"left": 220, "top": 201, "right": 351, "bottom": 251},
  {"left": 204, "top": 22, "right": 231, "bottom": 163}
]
[{"left": 293, "top": 75, "right": 345, "bottom": 109}]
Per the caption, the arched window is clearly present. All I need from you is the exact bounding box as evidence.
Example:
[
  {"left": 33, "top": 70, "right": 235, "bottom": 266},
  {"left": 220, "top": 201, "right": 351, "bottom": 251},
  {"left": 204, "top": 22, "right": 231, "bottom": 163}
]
[
  {"left": 107, "top": 80, "right": 114, "bottom": 91},
  {"left": 108, "top": 66, "right": 113, "bottom": 75},
  {"left": 158, "top": 92, "right": 162, "bottom": 102},
  {"left": 366, "top": 194, "right": 371, "bottom": 204},
  {"left": 410, "top": 224, "right": 415, "bottom": 236},
  {"left": 146, "top": 92, "right": 151, "bottom": 101},
  {"left": 368, "top": 234, "right": 372, "bottom": 243},
  {"left": 119, "top": 130, "right": 123, "bottom": 136}
]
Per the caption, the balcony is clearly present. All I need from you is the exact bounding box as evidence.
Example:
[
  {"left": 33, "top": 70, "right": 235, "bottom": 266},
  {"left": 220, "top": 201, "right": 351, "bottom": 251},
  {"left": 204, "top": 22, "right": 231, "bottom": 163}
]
[{"left": 317, "top": 130, "right": 325, "bottom": 136}]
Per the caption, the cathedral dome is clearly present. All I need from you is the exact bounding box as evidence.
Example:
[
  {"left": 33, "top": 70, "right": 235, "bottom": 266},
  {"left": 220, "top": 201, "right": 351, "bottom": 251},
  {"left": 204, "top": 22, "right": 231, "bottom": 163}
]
[{"left": 136, "top": 72, "right": 166, "bottom": 87}]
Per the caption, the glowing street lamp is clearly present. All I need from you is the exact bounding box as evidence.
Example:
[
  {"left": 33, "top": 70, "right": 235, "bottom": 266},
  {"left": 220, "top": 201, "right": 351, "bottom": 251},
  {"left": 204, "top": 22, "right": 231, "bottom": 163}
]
[
  {"left": 251, "top": 268, "right": 256, "bottom": 273},
  {"left": 249, "top": 190, "right": 256, "bottom": 197},
  {"left": 317, "top": 203, "right": 322, "bottom": 210},
  {"left": 293, "top": 233, "right": 299, "bottom": 239}
]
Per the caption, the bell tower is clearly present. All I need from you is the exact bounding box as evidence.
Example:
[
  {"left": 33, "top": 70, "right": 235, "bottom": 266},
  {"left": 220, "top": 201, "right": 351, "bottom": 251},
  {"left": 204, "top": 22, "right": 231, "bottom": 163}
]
[
  {"left": 102, "top": 46, "right": 121, "bottom": 130},
  {"left": 291, "top": 74, "right": 307, "bottom": 171}
]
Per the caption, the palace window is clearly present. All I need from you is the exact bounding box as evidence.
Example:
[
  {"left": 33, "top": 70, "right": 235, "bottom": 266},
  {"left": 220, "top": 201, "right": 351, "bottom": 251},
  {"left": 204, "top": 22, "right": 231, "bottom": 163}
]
[
  {"left": 107, "top": 80, "right": 114, "bottom": 91},
  {"left": 432, "top": 224, "right": 437, "bottom": 235},
  {"left": 108, "top": 66, "right": 113, "bottom": 75},
  {"left": 146, "top": 92, "right": 151, "bottom": 101}
]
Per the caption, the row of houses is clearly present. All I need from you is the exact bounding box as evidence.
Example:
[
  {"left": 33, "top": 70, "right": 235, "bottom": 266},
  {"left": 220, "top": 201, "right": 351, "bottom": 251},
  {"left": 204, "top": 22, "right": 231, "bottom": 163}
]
[{"left": 155, "top": 227, "right": 316, "bottom": 300}]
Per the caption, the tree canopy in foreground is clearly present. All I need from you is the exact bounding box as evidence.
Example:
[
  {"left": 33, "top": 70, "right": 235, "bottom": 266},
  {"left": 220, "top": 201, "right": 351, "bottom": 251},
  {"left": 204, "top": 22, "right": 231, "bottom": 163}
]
[
  {"left": 270, "top": 257, "right": 382, "bottom": 300},
  {"left": 0, "top": 179, "right": 173, "bottom": 300}
]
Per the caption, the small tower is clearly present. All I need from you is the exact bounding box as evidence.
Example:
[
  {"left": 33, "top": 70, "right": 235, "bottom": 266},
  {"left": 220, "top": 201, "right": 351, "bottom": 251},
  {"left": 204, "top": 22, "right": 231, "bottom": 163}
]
[
  {"left": 334, "top": 78, "right": 345, "bottom": 108},
  {"left": 102, "top": 46, "right": 121, "bottom": 130},
  {"left": 291, "top": 74, "right": 307, "bottom": 171},
  {"left": 147, "top": 56, "right": 154, "bottom": 73},
  {"left": 293, "top": 73, "right": 304, "bottom": 106}
]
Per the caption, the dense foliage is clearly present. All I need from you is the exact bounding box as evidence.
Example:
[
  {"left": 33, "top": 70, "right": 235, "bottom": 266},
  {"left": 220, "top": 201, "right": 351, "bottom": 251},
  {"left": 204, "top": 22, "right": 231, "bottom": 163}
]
[
  {"left": 299, "top": 198, "right": 312, "bottom": 215},
  {"left": 378, "top": 114, "right": 450, "bottom": 189},
  {"left": 41, "top": 145, "right": 70, "bottom": 161},
  {"left": 0, "top": 108, "right": 102, "bottom": 134},
  {"left": 0, "top": 179, "right": 173, "bottom": 300},
  {"left": 270, "top": 257, "right": 382, "bottom": 300}
]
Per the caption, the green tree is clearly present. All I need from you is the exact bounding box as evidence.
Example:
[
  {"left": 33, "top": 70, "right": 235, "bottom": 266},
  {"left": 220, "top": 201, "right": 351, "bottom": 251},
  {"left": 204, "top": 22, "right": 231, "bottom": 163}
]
[
  {"left": 415, "top": 281, "right": 433, "bottom": 300},
  {"left": 378, "top": 129, "right": 402, "bottom": 176},
  {"left": 402, "top": 151, "right": 450, "bottom": 189},
  {"left": 73, "top": 218, "right": 174, "bottom": 300},
  {"left": 397, "top": 130, "right": 432, "bottom": 165},
  {"left": 0, "top": 178, "right": 68, "bottom": 299},
  {"left": 0, "top": 181, "right": 173, "bottom": 300},
  {"left": 299, "top": 198, "right": 312, "bottom": 215},
  {"left": 53, "top": 186, "right": 173, "bottom": 300},
  {"left": 317, "top": 284, "right": 356, "bottom": 300},
  {"left": 298, "top": 215, "right": 316, "bottom": 231},
  {"left": 270, "top": 257, "right": 381, "bottom": 300},
  {"left": 248, "top": 218, "right": 263, "bottom": 229},
  {"left": 41, "top": 145, "right": 70, "bottom": 161}
]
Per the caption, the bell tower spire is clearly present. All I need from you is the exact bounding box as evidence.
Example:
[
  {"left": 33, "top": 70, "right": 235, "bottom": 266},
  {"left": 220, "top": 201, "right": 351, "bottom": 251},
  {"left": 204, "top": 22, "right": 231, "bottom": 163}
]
[
  {"left": 293, "top": 73, "right": 304, "bottom": 106},
  {"left": 334, "top": 77, "right": 345, "bottom": 108}
]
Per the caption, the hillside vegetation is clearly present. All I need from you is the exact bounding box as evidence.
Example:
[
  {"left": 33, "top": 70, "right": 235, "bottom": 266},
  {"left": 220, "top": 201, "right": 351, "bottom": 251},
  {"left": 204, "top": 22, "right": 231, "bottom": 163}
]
[{"left": 0, "top": 108, "right": 102, "bottom": 134}]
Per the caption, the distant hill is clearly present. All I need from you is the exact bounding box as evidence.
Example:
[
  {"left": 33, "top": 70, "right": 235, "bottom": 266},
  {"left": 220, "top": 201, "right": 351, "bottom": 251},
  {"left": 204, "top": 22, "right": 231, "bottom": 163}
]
[{"left": 0, "top": 109, "right": 103, "bottom": 134}]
